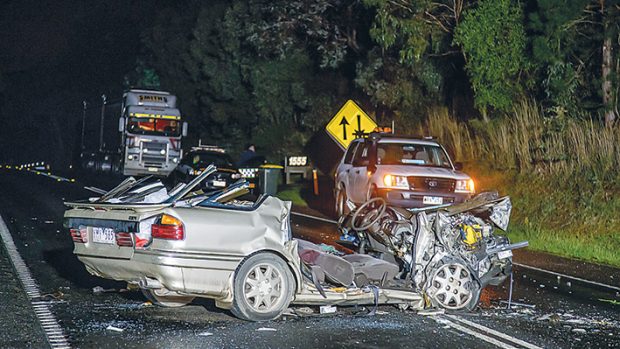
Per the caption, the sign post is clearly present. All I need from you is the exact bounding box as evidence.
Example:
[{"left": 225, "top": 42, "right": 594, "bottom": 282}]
[{"left": 325, "top": 100, "right": 377, "bottom": 150}]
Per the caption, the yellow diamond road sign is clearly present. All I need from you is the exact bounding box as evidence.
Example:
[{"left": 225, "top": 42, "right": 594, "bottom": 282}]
[{"left": 326, "top": 100, "right": 377, "bottom": 150}]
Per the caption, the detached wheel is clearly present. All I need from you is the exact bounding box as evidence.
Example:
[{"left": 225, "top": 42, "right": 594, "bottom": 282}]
[
  {"left": 231, "top": 253, "right": 295, "bottom": 321},
  {"left": 141, "top": 288, "right": 195, "bottom": 308},
  {"left": 426, "top": 261, "right": 480, "bottom": 311}
]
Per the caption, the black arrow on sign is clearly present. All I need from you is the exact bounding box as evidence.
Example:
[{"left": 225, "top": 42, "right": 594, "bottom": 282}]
[
  {"left": 339, "top": 116, "right": 350, "bottom": 140},
  {"left": 354, "top": 114, "right": 366, "bottom": 138}
]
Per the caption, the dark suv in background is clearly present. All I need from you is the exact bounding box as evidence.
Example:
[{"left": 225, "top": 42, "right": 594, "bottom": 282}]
[{"left": 171, "top": 146, "right": 240, "bottom": 190}]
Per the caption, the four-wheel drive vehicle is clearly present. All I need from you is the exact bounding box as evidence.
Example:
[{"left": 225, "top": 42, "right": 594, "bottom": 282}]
[
  {"left": 170, "top": 145, "right": 241, "bottom": 191},
  {"left": 334, "top": 133, "right": 475, "bottom": 216},
  {"left": 63, "top": 166, "right": 526, "bottom": 321}
]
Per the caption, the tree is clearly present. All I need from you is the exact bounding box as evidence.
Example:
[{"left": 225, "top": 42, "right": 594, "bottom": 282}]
[{"left": 454, "top": 0, "right": 527, "bottom": 118}]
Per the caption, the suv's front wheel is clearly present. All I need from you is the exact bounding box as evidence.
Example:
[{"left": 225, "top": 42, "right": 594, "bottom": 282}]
[{"left": 335, "top": 185, "right": 349, "bottom": 217}]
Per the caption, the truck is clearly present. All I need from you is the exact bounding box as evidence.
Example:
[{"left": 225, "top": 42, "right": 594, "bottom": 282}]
[{"left": 79, "top": 89, "right": 188, "bottom": 177}]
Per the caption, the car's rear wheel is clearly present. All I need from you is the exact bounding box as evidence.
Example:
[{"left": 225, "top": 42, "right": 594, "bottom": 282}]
[
  {"left": 141, "top": 288, "right": 195, "bottom": 308},
  {"left": 231, "top": 253, "right": 294, "bottom": 321}
]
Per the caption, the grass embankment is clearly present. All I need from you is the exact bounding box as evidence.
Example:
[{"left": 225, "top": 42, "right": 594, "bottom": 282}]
[{"left": 276, "top": 185, "right": 308, "bottom": 207}]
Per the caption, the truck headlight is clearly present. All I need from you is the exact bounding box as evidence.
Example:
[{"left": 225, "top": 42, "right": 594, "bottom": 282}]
[
  {"left": 455, "top": 179, "right": 475, "bottom": 193},
  {"left": 127, "top": 155, "right": 134, "bottom": 160},
  {"left": 160, "top": 149, "right": 166, "bottom": 155},
  {"left": 172, "top": 157, "right": 178, "bottom": 163},
  {"left": 383, "top": 174, "right": 408, "bottom": 189}
]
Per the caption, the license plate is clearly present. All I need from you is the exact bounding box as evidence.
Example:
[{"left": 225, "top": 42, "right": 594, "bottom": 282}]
[
  {"left": 497, "top": 250, "right": 513, "bottom": 260},
  {"left": 423, "top": 196, "right": 443, "bottom": 205},
  {"left": 148, "top": 167, "right": 159, "bottom": 172},
  {"left": 212, "top": 180, "right": 226, "bottom": 187},
  {"left": 92, "top": 227, "right": 116, "bottom": 244}
]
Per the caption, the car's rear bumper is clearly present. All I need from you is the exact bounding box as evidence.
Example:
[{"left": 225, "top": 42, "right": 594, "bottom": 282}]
[
  {"left": 76, "top": 249, "right": 242, "bottom": 298},
  {"left": 375, "top": 188, "right": 471, "bottom": 208}
]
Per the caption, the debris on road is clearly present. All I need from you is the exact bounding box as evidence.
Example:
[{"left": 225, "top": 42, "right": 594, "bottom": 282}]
[
  {"left": 106, "top": 325, "right": 124, "bottom": 332},
  {"left": 418, "top": 309, "right": 445, "bottom": 316},
  {"left": 198, "top": 331, "right": 214, "bottom": 336},
  {"left": 320, "top": 305, "right": 337, "bottom": 314},
  {"left": 256, "top": 327, "right": 277, "bottom": 332}
]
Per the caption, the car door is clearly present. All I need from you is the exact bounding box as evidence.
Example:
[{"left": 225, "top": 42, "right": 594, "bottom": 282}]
[
  {"left": 348, "top": 141, "right": 371, "bottom": 204},
  {"left": 336, "top": 141, "right": 359, "bottom": 191}
]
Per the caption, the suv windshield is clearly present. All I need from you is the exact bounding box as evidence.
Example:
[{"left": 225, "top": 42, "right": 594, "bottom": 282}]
[
  {"left": 377, "top": 142, "right": 452, "bottom": 169},
  {"left": 127, "top": 117, "right": 181, "bottom": 137}
]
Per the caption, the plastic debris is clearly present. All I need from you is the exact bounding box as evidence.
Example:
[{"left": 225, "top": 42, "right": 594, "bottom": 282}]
[
  {"left": 198, "top": 332, "right": 214, "bottom": 336},
  {"left": 106, "top": 325, "right": 124, "bottom": 332},
  {"left": 418, "top": 309, "right": 445, "bottom": 316},
  {"left": 293, "top": 307, "right": 314, "bottom": 315},
  {"left": 572, "top": 328, "right": 587, "bottom": 334},
  {"left": 92, "top": 286, "right": 115, "bottom": 294},
  {"left": 320, "top": 305, "right": 337, "bottom": 314},
  {"left": 44, "top": 220, "right": 54, "bottom": 224},
  {"left": 256, "top": 327, "right": 277, "bottom": 332}
]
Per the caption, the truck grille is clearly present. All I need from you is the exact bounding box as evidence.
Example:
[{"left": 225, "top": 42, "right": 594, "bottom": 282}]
[{"left": 407, "top": 176, "right": 455, "bottom": 193}]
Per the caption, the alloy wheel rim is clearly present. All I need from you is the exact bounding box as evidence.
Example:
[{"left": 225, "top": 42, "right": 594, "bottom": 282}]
[
  {"left": 243, "top": 263, "right": 285, "bottom": 312},
  {"left": 429, "top": 263, "right": 474, "bottom": 309}
]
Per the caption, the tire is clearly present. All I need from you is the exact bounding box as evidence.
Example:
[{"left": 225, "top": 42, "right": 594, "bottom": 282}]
[
  {"left": 231, "top": 252, "right": 295, "bottom": 321},
  {"left": 141, "top": 288, "right": 195, "bottom": 308},
  {"left": 425, "top": 261, "right": 481, "bottom": 311},
  {"left": 335, "top": 185, "right": 350, "bottom": 217}
]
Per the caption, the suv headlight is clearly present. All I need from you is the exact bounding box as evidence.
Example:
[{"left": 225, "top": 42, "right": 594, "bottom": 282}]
[
  {"left": 383, "top": 174, "right": 409, "bottom": 189},
  {"left": 455, "top": 179, "right": 475, "bottom": 193}
]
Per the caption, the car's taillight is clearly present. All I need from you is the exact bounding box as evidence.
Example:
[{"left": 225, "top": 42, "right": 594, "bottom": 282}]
[
  {"left": 115, "top": 232, "right": 134, "bottom": 247},
  {"left": 70, "top": 227, "right": 88, "bottom": 243},
  {"left": 151, "top": 214, "right": 184, "bottom": 240}
]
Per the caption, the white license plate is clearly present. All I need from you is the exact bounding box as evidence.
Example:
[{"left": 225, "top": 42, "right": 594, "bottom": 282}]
[
  {"left": 148, "top": 167, "right": 159, "bottom": 172},
  {"left": 212, "top": 180, "right": 226, "bottom": 187},
  {"left": 92, "top": 227, "right": 116, "bottom": 244},
  {"left": 423, "top": 196, "right": 443, "bottom": 205},
  {"left": 497, "top": 250, "right": 513, "bottom": 260}
]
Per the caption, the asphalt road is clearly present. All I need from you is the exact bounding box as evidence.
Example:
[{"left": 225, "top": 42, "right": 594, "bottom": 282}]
[{"left": 0, "top": 169, "right": 619, "bottom": 348}]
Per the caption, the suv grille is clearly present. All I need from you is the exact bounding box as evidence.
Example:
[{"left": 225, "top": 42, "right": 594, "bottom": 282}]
[{"left": 407, "top": 177, "right": 455, "bottom": 193}]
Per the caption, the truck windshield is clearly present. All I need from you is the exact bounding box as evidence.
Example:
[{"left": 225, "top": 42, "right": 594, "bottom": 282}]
[
  {"left": 377, "top": 143, "right": 452, "bottom": 169},
  {"left": 127, "top": 117, "right": 180, "bottom": 137}
]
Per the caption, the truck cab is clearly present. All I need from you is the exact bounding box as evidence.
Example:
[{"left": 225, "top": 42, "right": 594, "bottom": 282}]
[{"left": 119, "top": 89, "right": 188, "bottom": 177}]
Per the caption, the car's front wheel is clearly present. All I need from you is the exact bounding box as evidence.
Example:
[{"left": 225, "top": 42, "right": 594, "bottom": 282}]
[
  {"left": 141, "top": 288, "right": 195, "bottom": 308},
  {"left": 231, "top": 252, "right": 295, "bottom": 321}
]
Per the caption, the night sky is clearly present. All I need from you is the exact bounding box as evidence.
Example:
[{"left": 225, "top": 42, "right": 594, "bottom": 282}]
[{"left": 0, "top": 0, "right": 160, "bottom": 165}]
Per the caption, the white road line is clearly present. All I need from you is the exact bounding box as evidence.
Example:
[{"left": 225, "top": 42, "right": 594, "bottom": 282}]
[
  {"left": 0, "top": 215, "right": 71, "bottom": 349},
  {"left": 434, "top": 316, "right": 518, "bottom": 349},
  {"left": 292, "top": 211, "right": 620, "bottom": 292},
  {"left": 513, "top": 263, "right": 620, "bottom": 292},
  {"left": 446, "top": 315, "right": 542, "bottom": 349}
]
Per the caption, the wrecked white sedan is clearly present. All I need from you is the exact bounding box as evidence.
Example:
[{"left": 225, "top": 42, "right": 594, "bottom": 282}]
[{"left": 64, "top": 165, "right": 526, "bottom": 321}]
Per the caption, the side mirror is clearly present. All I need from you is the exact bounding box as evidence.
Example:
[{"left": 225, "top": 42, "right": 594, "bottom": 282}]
[
  {"left": 182, "top": 122, "right": 188, "bottom": 137},
  {"left": 118, "top": 117, "right": 125, "bottom": 132},
  {"left": 453, "top": 162, "right": 463, "bottom": 171}
]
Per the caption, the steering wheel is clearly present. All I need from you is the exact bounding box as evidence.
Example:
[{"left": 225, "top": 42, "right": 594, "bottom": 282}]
[{"left": 351, "top": 197, "right": 387, "bottom": 231}]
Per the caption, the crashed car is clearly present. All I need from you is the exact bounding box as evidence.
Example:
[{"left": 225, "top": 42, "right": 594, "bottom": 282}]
[
  {"left": 64, "top": 165, "right": 526, "bottom": 321},
  {"left": 337, "top": 194, "right": 527, "bottom": 310}
]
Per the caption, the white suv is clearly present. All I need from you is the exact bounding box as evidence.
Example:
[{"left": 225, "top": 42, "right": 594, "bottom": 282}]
[{"left": 334, "top": 133, "right": 475, "bottom": 216}]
